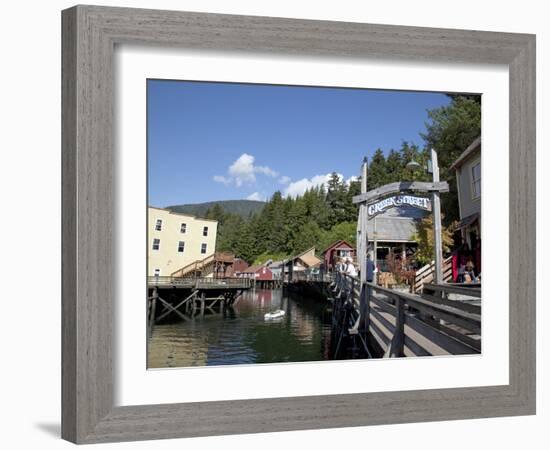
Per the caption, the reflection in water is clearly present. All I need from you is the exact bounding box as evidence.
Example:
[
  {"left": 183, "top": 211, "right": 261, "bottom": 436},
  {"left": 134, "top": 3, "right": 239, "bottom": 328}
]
[{"left": 147, "top": 288, "right": 332, "bottom": 368}]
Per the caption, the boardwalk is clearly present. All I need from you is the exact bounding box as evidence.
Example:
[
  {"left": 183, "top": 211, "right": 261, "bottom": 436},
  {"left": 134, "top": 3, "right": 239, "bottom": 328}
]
[{"left": 328, "top": 272, "right": 481, "bottom": 358}]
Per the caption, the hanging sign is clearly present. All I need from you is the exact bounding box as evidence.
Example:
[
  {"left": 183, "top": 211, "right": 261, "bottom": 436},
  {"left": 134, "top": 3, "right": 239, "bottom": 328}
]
[{"left": 367, "top": 194, "right": 431, "bottom": 218}]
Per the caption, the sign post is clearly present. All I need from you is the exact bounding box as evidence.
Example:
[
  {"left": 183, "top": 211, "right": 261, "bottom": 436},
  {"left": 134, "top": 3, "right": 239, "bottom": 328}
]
[
  {"left": 352, "top": 155, "right": 448, "bottom": 342},
  {"left": 431, "top": 149, "right": 443, "bottom": 284},
  {"left": 358, "top": 158, "right": 369, "bottom": 339}
]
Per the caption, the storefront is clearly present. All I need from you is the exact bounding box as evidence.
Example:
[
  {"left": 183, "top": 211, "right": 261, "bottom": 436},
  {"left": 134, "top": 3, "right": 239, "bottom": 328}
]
[
  {"left": 450, "top": 136, "right": 482, "bottom": 279},
  {"left": 366, "top": 205, "right": 427, "bottom": 271}
]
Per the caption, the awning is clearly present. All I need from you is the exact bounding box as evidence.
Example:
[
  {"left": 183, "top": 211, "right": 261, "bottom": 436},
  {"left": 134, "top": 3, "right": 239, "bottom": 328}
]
[
  {"left": 299, "top": 253, "right": 321, "bottom": 268},
  {"left": 455, "top": 213, "right": 479, "bottom": 230}
]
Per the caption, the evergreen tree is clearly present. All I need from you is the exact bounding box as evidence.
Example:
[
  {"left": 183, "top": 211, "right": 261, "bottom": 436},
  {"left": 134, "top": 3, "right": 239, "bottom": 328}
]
[
  {"left": 367, "top": 148, "right": 387, "bottom": 189},
  {"left": 421, "top": 95, "right": 481, "bottom": 223},
  {"left": 285, "top": 196, "right": 308, "bottom": 254},
  {"left": 292, "top": 221, "right": 323, "bottom": 254},
  {"left": 326, "top": 172, "right": 348, "bottom": 226},
  {"left": 385, "top": 149, "right": 403, "bottom": 183},
  {"left": 205, "top": 203, "right": 226, "bottom": 222}
]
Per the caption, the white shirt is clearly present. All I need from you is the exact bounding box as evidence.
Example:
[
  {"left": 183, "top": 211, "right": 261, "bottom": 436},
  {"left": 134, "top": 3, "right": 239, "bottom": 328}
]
[{"left": 345, "top": 263, "right": 357, "bottom": 277}]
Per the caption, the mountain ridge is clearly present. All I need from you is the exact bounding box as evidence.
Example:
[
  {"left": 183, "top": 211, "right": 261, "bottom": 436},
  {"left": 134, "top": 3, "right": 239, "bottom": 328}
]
[{"left": 165, "top": 199, "right": 266, "bottom": 219}]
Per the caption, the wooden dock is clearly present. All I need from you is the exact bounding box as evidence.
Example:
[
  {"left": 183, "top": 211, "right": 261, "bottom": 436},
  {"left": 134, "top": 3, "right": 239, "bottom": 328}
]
[
  {"left": 283, "top": 271, "right": 334, "bottom": 300},
  {"left": 147, "top": 276, "right": 252, "bottom": 334}
]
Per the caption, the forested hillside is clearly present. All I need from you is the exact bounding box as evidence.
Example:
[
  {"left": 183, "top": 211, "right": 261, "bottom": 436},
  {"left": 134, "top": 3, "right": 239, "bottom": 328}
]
[{"left": 166, "top": 199, "right": 265, "bottom": 219}]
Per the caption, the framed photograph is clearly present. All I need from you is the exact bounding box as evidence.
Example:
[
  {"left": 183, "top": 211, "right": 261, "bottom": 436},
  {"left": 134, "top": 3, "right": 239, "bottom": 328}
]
[{"left": 62, "top": 5, "right": 535, "bottom": 444}]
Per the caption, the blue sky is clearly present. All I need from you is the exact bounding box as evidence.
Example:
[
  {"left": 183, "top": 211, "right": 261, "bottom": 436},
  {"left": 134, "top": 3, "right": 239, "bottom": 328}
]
[{"left": 147, "top": 80, "right": 450, "bottom": 207}]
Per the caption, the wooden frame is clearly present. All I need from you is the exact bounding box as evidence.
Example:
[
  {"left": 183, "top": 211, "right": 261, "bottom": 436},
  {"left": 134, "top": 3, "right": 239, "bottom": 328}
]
[{"left": 62, "top": 5, "right": 536, "bottom": 444}]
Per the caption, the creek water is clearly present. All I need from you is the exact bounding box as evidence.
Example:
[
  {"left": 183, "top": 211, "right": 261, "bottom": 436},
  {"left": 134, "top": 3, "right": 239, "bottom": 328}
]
[{"left": 147, "top": 288, "right": 332, "bottom": 368}]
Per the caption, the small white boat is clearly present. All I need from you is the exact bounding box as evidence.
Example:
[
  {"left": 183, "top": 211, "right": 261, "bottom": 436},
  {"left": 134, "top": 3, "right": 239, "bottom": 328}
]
[{"left": 264, "top": 309, "right": 286, "bottom": 320}]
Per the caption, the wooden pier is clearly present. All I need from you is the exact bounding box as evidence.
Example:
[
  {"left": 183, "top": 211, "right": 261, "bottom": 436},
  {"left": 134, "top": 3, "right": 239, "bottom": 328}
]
[
  {"left": 283, "top": 271, "right": 334, "bottom": 300},
  {"left": 147, "top": 276, "right": 252, "bottom": 334},
  {"left": 251, "top": 279, "right": 284, "bottom": 289}
]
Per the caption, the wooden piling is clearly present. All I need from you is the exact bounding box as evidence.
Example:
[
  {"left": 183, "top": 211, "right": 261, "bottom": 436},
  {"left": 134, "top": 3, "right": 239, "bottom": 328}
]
[
  {"left": 148, "top": 287, "right": 158, "bottom": 337},
  {"left": 200, "top": 292, "right": 205, "bottom": 316}
]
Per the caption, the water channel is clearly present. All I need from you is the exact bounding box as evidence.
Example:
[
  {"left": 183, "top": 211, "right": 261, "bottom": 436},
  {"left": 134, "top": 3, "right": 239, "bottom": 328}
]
[{"left": 147, "top": 288, "right": 332, "bottom": 368}]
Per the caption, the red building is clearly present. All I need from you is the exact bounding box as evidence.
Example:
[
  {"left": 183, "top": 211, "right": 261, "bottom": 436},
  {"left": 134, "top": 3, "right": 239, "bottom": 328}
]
[
  {"left": 322, "top": 240, "right": 356, "bottom": 272},
  {"left": 231, "top": 258, "right": 249, "bottom": 277},
  {"left": 240, "top": 265, "right": 273, "bottom": 280}
]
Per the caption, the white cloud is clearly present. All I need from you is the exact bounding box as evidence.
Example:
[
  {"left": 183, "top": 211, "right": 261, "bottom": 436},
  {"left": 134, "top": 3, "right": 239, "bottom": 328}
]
[
  {"left": 246, "top": 192, "right": 264, "bottom": 201},
  {"left": 214, "top": 153, "right": 278, "bottom": 187},
  {"left": 228, "top": 153, "right": 256, "bottom": 186},
  {"left": 255, "top": 165, "right": 278, "bottom": 177},
  {"left": 346, "top": 175, "right": 359, "bottom": 185},
  {"left": 283, "top": 173, "right": 344, "bottom": 198},
  {"left": 278, "top": 175, "right": 291, "bottom": 185},
  {"left": 213, "top": 175, "right": 230, "bottom": 184}
]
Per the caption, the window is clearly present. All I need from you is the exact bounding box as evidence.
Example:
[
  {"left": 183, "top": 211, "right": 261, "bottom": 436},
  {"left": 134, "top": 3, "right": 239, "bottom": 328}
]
[
  {"left": 203, "top": 226, "right": 208, "bottom": 237},
  {"left": 154, "top": 268, "right": 161, "bottom": 277},
  {"left": 201, "top": 243, "right": 207, "bottom": 254},
  {"left": 155, "top": 219, "right": 162, "bottom": 231},
  {"left": 152, "top": 238, "right": 160, "bottom": 250},
  {"left": 177, "top": 241, "right": 185, "bottom": 253},
  {"left": 471, "top": 162, "right": 481, "bottom": 199},
  {"left": 180, "top": 223, "right": 187, "bottom": 233}
]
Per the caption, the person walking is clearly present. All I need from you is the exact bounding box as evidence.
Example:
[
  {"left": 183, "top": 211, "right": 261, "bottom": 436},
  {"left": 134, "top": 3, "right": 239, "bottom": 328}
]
[
  {"left": 366, "top": 253, "right": 375, "bottom": 283},
  {"left": 345, "top": 257, "right": 357, "bottom": 277}
]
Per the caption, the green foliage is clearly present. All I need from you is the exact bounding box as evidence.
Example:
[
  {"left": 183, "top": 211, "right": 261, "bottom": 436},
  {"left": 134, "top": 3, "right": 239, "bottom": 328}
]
[
  {"left": 167, "top": 199, "right": 265, "bottom": 219},
  {"left": 318, "top": 222, "right": 357, "bottom": 252},
  {"left": 421, "top": 96, "right": 481, "bottom": 223},
  {"left": 252, "top": 251, "right": 289, "bottom": 266},
  {"left": 410, "top": 215, "right": 456, "bottom": 266}
]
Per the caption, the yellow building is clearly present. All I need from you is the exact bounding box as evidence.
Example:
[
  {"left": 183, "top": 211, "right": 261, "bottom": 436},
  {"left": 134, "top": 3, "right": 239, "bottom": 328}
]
[{"left": 147, "top": 207, "right": 218, "bottom": 277}]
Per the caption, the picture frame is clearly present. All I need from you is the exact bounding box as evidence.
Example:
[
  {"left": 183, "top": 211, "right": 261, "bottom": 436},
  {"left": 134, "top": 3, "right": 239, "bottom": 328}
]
[{"left": 61, "top": 4, "right": 536, "bottom": 444}]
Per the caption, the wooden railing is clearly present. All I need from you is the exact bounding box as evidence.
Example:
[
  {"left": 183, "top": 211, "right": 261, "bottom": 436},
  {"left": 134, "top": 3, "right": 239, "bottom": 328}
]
[
  {"left": 289, "top": 271, "right": 334, "bottom": 283},
  {"left": 148, "top": 276, "right": 252, "bottom": 290},
  {"left": 170, "top": 259, "right": 206, "bottom": 278},
  {"left": 332, "top": 272, "right": 481, "bottom": 358},
  {"left": 413, "top": 256, "right": 453, "bottom": 293},
  {"left": 170, "top": 252, "right": 235, "bottom": 278}
]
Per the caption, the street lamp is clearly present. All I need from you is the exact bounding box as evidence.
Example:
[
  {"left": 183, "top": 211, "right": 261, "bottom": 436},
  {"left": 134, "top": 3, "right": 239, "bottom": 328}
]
[
  {"left": 405, "top": 159, "right": 422, "bottom": 171},
  {"left": 406, "top": 152, "right": 443, "bottom": 284}
]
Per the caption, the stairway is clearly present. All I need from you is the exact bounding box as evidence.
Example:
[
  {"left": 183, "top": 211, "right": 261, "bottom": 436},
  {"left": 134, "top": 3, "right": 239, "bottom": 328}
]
[
  {"left": 171, "top": 252, "right": 234, "bottom": 278},
  {"left": 413, "top": 256, "right": 453, "bottom": 293}
]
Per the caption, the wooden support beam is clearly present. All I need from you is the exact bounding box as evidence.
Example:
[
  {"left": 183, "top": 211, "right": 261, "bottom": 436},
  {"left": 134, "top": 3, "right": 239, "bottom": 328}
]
[
  {"left": 200, "top": 293, "right": 205, "bottom": 316},
  {"left": 148, "top": 288, "right": 158, "bottom": 337},
  {"left": 389, "top": 296, "right": 405, "bottom": 357},
  {"left": 352, "top": 180, "right": 449, "bottom": 204},
  {"left": 156, "top": 291, "right": 196, "bottom": 322},
  {"left": 430, "top": 150, "right": 444, "bottom": 284},
  {"left": 357, "top": 159, "right": 369, "bottom": 346},
  {"left": 155, "top": 296, "right": 190, "bottom": 322}
]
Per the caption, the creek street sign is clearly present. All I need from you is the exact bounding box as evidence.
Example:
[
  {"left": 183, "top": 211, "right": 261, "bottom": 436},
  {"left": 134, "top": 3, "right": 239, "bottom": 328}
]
[{"left": 367, "top": 194, "right": 431, "bottom": 218}]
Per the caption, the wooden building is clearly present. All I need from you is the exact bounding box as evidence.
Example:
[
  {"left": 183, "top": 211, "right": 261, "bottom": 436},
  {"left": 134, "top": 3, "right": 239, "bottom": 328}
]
[
  {"left": 240, "top": 265, "right": 273, "bottom": 281},
  {"left": 147, "top": 206, "right": 218, "bottom": 277},
  {"left": 450, "top": 136, "right": 481, "bottom": 250},
  {"left": 367, "top": 205, "right": 429, "bottom": 271},
  {"left": 322, "top": 240, "right": 356, "bottom": 271},
  {"left": 283, "top": 247, "right": 322, "bottom": 280},
  {"left": 231, "top": 258, "right": 249, "bottom": 277},
  {"left": 450, "top": 136, "right": 481, "bottom": 278},
  {"left": 266, "top": 260, "right": 284, "bottom": 279}
]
